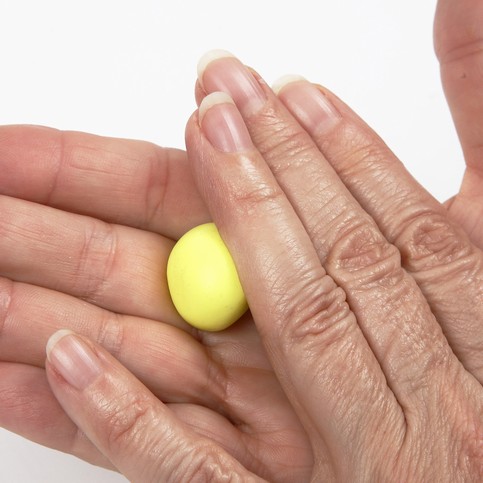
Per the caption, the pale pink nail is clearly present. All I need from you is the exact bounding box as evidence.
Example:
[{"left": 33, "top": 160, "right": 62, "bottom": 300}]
[
  {"left": 198, "top": 50, "right": 266, "bottom": 117},
  {"left": 199, "top": 92, "right": 254, "bottom": 153},
  {"left": 274, "top": 76, "right": 341, "bottom": 134},
  {"left": 46, "top": 329, "right": 102, "bottom": 390}
]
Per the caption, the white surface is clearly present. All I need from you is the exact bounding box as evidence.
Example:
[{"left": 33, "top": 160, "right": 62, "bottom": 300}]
[{"left": 0, "top": 0, "right": 462, "bottom": 481}]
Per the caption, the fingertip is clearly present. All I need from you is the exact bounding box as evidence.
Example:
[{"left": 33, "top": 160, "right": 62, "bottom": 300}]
[
  {"left": 199, "top": 92, "right": 236, "bottom": 122},
  {"left": 272, "top": 74, "right": 306, "bottom": 95},
  {"left": 194, "top": 79, "right": 207, "bottom": 107},
  {"left": 197, "top": 49, "right": 235, "bottom": 87},
  {"left": 46, "top": 329, "right": 75, "bottom": 361}
]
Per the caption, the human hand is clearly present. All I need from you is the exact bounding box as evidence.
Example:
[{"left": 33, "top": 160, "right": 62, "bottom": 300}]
[
  {"left": 183, "top": 1, "right": 483, "bottom": 478},
  {"left": 0, "top": 126, "right": 311, "bottom": 480},
  {"left": 434, "top": 0, "right": 483, "bottom": 246}
]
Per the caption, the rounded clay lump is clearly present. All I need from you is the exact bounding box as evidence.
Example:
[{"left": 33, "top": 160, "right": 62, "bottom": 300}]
[{"left": 167, "top": 223, "right": 248, "bottom": 331}]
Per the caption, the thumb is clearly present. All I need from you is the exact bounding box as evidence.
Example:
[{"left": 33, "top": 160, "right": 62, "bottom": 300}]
[
  {"left": 434, "top": 0, "right": 483, "bottom": 171},
  {"left": 45, "top": 329, "right": 262, "bottom": 483}
]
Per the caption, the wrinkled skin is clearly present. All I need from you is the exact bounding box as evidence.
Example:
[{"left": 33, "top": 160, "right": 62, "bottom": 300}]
[
  {"left": 1, "top": 0, "right": 483, "bottom": 481},
  {"left": 0, "top": 128, "right": 311, "bottom": 481}
]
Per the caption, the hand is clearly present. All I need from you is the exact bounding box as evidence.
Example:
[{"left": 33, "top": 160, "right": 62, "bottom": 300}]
[
  {"left": 45, "top": 330, "right": 265, "bottom": 481},
  {"left": 0, "top": 126, "right": 311, "bottom": 480},
  {"left": 5, "top": 0, "right": 482, "bottom": 480},
  {"left": 181, "top": 0, "right": 483, "bottom": 478}
]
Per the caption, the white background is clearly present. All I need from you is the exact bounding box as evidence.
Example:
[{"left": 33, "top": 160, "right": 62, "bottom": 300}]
[{"left": 0, "top": 0, "right": 463, "bottom": 481}]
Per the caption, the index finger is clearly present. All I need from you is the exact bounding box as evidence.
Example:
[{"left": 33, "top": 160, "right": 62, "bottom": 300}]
[{"left": 0, "top": 125, "right": 210, "bottom": 239}]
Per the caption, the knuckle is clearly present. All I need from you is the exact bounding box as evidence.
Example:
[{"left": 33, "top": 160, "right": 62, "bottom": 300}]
[
  {"left": 144, "top": 144, "right": 171, "bottom": 228},
  {"left": 330, "top": 124, "right": 391, "bottom": 175},
  {"left": 276, "top": 273, "right": 354, "bottom": 352},
  {"left": 170, "top": 445, "right": 249, "bottom": 483},
  {"left": 100, "top": 389, "right": 251, "bottom": 482},
  {"left": 396, "top": 211, "right": 475, "bottom": 274},
  {"left": 74, "top": 220, "right": 119, "bottom": 302},
  {"left": 203, "top": 353, "right": 231, "bottom": 409},
  {"left": 44, "top": 130, "right": 65, "bottom": 205},
  {"left": 225, "top": 169, "right": 285, "bottom": 219},
  {"left": 250, "top": 106, "right": 314, "bottom": 162},
  {"left": 260, "top": 127, "right": 319, "bottom": 175},
  {"left": 327, "top": 221, "right": 404, "bottom": 289},
  {"left": 95, "top": 313, "right": 125, "bottom": 359},
  {"left": 103, "top": 391, "right": 155, "bottom": 453},
  {"left": 0, "top": 279, "right": 14, "bottom": 340}
]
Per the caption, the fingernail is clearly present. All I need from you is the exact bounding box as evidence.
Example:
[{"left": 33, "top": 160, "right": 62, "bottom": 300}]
[
  {"left": 46, "top": 329, "right": 102, "bottom": 390},
  {"left": 273, "top": 76, "right": 341, "bottom": 134},
  {"left": 197, "top": 50, "right": 266, "bottom": 116},
  {"left": 199, "top": 92, "right": 254, "bottom": 153},
  {"left": 272, "top": 74, "right": 306, "bottom": 95}
]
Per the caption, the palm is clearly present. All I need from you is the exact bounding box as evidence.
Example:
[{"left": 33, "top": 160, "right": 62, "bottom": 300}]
[{"left": 0, "top": 126, "right": 310, "bottom": 482}]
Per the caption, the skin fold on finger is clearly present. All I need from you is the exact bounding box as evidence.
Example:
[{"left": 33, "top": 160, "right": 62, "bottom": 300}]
[
  {"left": 45, "top": 331, "right": 264, "bottom": 482},
  {"left": 0, "top": 274, "right": 271, "bottom": 380},
  {"left": 0, "top": 278, "right": 227, "bottom": 410},
  {"left": 0, "top": 277, "right": 313, "bottom": 481},
  {"left": 434, "top": 0, "right": 483, "bottom": 245},
  {"left": 0, "top": 362, "right": 115, "bottom": 470},
  {"left": 196, "top": 53, "right": 461, "bottom": 410},
  {"left": 0, "top": 194, "right": 183, "bottom": 327},
  {"left": 186, "top": 95, "right": 406, "bottom": 475},
  {"left": 0, "top": 123, "right": 311, "bottom": 478},
  {"left": 0, "top": 362, "right": 303, "bottom": 481},
  {"left": 168, "top": 401, "right": 311, "bottom": 481},
  {"left": 0, "top": 125, "right": 210, "bottom": 240},
  {"left": 274, "top": 77, "right": 483, "bottom": 382}
]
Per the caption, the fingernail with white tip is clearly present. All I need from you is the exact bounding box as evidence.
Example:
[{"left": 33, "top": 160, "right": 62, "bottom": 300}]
[
  {"left": 199, "top": 91, "right": 235, "bottom": 121},
  {"left": 275, "top": 78, "right": 341, "bottom": 134},
  {"left": 197, "top": 49, "right": 235, "bottom": 86},
  {"left": 197, "top": 49, "right": 266, "bottom": 116},
  {"left": 47, "top": 329, "right": 102, "bottom": 390},
  {"left": 199, "top": 91, "right": 253, "bottom": 153},
  {"left": 272, "top": 75, "right": 307, "bottom": 95}
]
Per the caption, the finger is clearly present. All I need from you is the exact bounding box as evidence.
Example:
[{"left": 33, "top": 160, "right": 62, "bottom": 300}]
[
  {"left": 45, "top": 330, "right": 263, "bottom": 482},
  {"left": 434, "top": 0, "right": 483, "bottom": 172},
  {"left": 0, "top": 279, "right": 229, "bottom": 413},
  {"left": 0, "top": 363, "right": 114, "bottom": 470},
  {"left": 274, "top": 77, "right": 483, "bottom": 380},
  {"left": 0, "top": 125, "right": 210, "bottom": 239},
  {"left": 195, "top": 54, "right": 457, "bottom": 402},
  {"left": 0, "top": 194, "right": 182, "bottom": 326},
  {"left": 195, "top": 79, "right": 207, "bottom": 107},
  {"left": 186, "top": 94, "right": 405, "bottom": 465},
  {"left": 434, "top": 0, "right": 483, "bottom": 245},
  {"left": 1, "top": 303, "right": 309, "bottom": 481},
  {"left": 0, "top": 363, "right": 284, "bottom": 479},
  {"left": 0, "top": 363, "right": 271, "bottom": 479}
]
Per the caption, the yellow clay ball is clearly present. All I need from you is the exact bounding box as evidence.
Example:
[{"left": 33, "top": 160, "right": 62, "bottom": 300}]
[{"left": 167, "top": 223, "right": 248, "bottom": 331}]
